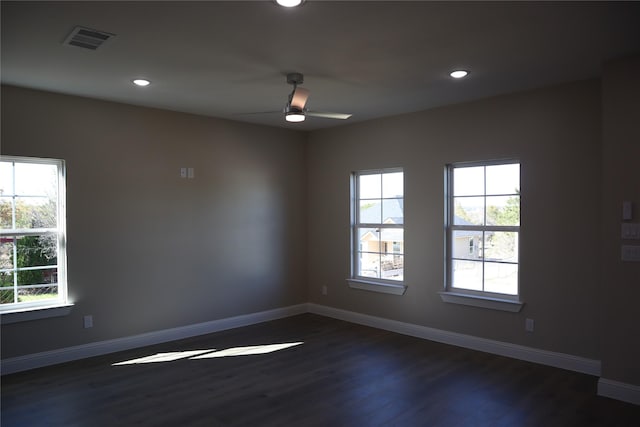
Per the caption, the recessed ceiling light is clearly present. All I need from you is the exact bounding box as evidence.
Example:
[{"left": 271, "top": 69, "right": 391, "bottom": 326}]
[
  {"left": 450, "top": 70, "right": 469, "bottom": 79},
  {"left": 276, "top": 0, "right": 304, "bottom": 7},
  {"left": 132, "top": 79, "right": 151, "bottom": 87}
]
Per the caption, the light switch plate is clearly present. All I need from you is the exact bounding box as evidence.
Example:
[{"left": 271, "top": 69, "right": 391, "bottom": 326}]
[
  {"left": 621, "top": 223, "right": 640, "bottom": 239},
  {"left": 621, "top": 245, "right": 640, "bottom": 262}
]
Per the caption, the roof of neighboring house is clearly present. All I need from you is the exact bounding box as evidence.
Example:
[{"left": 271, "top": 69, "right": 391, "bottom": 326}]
[{"left": 360, "top": 198, "right": 403, "bottom": 224}]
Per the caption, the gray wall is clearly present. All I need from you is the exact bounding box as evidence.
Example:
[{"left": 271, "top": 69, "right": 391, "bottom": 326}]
[
  {"left": 1, "top": 85, "right": 308, "bottom": 358},
  {"left": 307, "top": 79, "right": 603, "bottom": 360},
  {"left": 601, "top": 57, "right": 640, "bottom": 385}
]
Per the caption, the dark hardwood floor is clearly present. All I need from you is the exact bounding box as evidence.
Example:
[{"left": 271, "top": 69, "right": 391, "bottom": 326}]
[{"left": 2, "top": 314, "right": 639, "bottom": 426}]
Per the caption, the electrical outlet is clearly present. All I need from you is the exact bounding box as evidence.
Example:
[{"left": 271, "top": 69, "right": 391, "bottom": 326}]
[
  {"left": 83, "top": 315, "right": 93, "bottom": 329},
  {"left": 321, "top": 285, "right": 328, "bottom": 296},
  {"left": 525, "top": 318, "right": 534, "bottom": 333},
  {"left": 180, "top": 167, "right": 187, "bottom": 178}
]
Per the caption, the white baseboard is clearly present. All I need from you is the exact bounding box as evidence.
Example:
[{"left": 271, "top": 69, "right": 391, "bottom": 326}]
[
  {"left": 598, "top": 378, "right": 640, "bottom": 405},
  {"left": 307, "top": 303, "right": 602, "bottom": 376},
  {"left": 1, "top": 304, "right": 307, "bottom": 375}
]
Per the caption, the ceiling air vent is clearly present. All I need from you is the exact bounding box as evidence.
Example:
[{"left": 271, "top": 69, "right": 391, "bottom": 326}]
[{"left": 63, "top": 26, "right": 115, "bottom": 50}]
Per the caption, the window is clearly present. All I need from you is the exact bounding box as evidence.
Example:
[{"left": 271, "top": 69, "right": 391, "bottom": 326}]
[
  {"left": 349, "top": 169, "right": 405, "bottom": 294},
  {"left": 1, "top": 156, "right": 68, "bottom": 313},
  {"left": 445, "top": 161, "right": 520, "bottom": 303}
]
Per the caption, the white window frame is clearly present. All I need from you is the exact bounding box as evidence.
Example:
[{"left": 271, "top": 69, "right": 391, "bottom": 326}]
[
  {"left": 347, "top": 168, "right": 407, "bottom": 296},
  {"left": 440, "top": 160, "right": 523, "bottom": 312},
  {"left": 0, "top": 156, "right": 70, "bottom": 320}
]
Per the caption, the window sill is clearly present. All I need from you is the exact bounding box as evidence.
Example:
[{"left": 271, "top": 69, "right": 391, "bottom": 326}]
[
  {"left": 347, "top": 279, "right": 407, "bottom": 295},
  {"left": 438, "top": 291, "right": 523, "bottom": 312},
  {"left": 1, "top": 303, "right": 74, "bottom": 324}
]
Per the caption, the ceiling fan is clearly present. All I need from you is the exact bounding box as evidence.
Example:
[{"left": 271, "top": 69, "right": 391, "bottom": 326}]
[{"left": 259, "top": 73, "right": 352, "bottom": 123}]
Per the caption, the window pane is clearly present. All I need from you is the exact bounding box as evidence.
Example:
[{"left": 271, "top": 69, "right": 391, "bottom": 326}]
[
  {"left": 17, "top": 267, "right": 58, "bottom": 287},
  {"left": 16, "top": 235, "right": 58, "bottom": 269},
  {"left": 18, "top": 280, "right": 58, "bottom": 302},
  {"left": 359, "top": 200, "right": 381, "bottom": 224},
  {"left": 452, "top": 230, "right": 483, "bottom": 260},
  {"left": 0, "top": 162, "right": 13, "bottom": 195},
  {"left": 380, "top": 229, "right": 403, "bottom": 254},
  {"left": 15, "top": 197, "right": 57, "bottom": 229},
  {"left": 0, "top": 275, "right": 15, "bottom": 304},
  {"left": 484, "top": 232, "right": 518, "bottom": 263},
  {"left": 484, "top": 262, "right": 518, "bottom": 295},
  {"left": 451, "top": 259, "right": 483, "bottom": 291},
  {"left": 0, "top": 198, "right": 13, "bottom": 229},
  {"left": 358, "top": 251, "right": 380, "bottom": 278},
  {"left": 453, "top": 166, "right": 484, "bottom": 196},
  {"left": 14, "top": 163, "right": 58, "bottom": 197},
  {"left": 454, "top": 197, "right": 484, "bottom": 225},
  {"left": 358, "top": 227, "right": 380, "bottom": 252},
  {"left": 0, "top": 239, "right": 14, "bottom": 269},
  {"left": 359, "top": 174, "right": 381, "bottom": 199},
  {"left": 486, "top": 196, "right": 520, "bottom": 226},
  {"left": 382, "top": 199, "right": 403, "bottom": 224},
  {"left": 486, "top": 164, "right": 519, "bottom": 196},
  {"left": 381, "top": 254, "right": 403, "bottom": 281},
  {"left": 382, "top": 172, "right": 403, "bottom": 198}
]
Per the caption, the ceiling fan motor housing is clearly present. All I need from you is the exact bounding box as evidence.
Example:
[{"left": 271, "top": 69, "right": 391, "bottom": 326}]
[{"left": 286, "top": 72, "right": 304, "bottom": 86}]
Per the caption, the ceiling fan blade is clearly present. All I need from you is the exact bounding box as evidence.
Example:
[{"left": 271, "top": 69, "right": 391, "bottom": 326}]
[
  {"left": 290, "top": 87, "right": 310, "bottom": 110},
  {"left": 306, "top": 111, "right": 352, "bottom": 120},
  {"left": 234, "top": 110, "right": 282, "bottom": 116}
]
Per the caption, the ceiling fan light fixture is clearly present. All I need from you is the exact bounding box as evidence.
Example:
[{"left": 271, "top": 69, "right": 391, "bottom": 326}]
[
  {"left": 286, "top": 111, "right": 306, "bottom": 122},
  {"left": 276, "top": 0, "right": 304, "bottom": 7}
]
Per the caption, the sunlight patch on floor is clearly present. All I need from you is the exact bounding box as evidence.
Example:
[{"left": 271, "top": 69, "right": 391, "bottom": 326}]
[
  {"left": 191, "top": 342, "right": 303, "bottom": 359},
  {"left": 112, "top": 350, "right": 214, "bottom": 365},
  {"left": 112, "top": 342, "right": 303, "bottom": 366}
]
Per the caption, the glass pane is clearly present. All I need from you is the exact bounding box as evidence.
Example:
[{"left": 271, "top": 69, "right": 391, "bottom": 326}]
[
  {"left": 18, "top": 267, "right": 58, "bottom": 287},
  {"left": 380, "top": 229, "right": 403, "bottom": 254},
  {"left": 381, "top": 254, "right": 403, "bottom": 281},
  {"left": 486, "top": 163, "right": 519, "bottom": 196},
  {"left": 358, "top": 227, "right": 380, "bottom": 253},
  {"left": 382, "top": 172, "right": 403, "bottom": 198},
  {"left": 14, "top": 162, "right": 58, "bottom": 197},
  {"left": 18, "top": 279, "right": 58, "bottom": 302},
  {"left": 486, "top": 196, "right": 520, "bottom": 226},
  {"left": 359, "top": 174, "right": 381, "bottom": 199},
  {"left": 359, "top": 200, "right": 381, "bottom": 224},
  {"left": 382, "top": 198, "right": 403, "bottom": 224},
  {"left": 0, "top": 162, "right": 13, "bottom": 196},
  {"left": 451, "top": 259, "right": 483, "bottom": 291},
  {"left": 453, "top": 197, "right": 484, "bottom": 225},
  {"left": 358, "top": 252, "right": 380, "bottom": 278},
  {"left": 0, "top": 197, "right": 13, "bottom": 229},
  {"left": 484, "top": 262, "right": 518, "bottom": 295},
  {"left": 453, "top": 166, "right": 484, "bottom": 196},
  {"left": 452, "top": 230, "right": 483, "bottom": 261},
  {"left": 15, "top": 196, "right": 57, "bottom": 229},
  {"left": 484, "top": 232, "right": 518, "bottom": 263},
  {"left": 16, "top": 235, "right": 58, "bottom": 269},
  {"left": 0, "top": 239, "right": 14, "bottom": 269},
  {"left": 0, "top": 273, "right": 15, "bottom": 304}
]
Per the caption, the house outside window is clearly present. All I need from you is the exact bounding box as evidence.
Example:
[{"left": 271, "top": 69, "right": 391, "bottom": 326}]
[
  {"left": 351, "top": 169, "right": 404, "bottom": 285},
  {"left": 0, "top": 156, "right": 68, "bottom": 312},
  {"left": 446, "top": 161, "right": 520, "bottom": 299}
]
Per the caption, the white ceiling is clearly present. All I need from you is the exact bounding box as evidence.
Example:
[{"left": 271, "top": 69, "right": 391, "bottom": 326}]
[{"left": 2, "top": 1, "right": 640, "bottom": 131}]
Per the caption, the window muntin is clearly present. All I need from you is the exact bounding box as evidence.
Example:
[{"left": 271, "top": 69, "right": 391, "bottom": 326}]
[
  {"left": 0, "top": 156, "right": 67, "bottom": 311},
  {"left": 447, "top": 161, "right": 520, "bottom": 297},
  {"left": 352, "top": 169, "right": 404, "bottom": 283}
]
